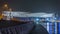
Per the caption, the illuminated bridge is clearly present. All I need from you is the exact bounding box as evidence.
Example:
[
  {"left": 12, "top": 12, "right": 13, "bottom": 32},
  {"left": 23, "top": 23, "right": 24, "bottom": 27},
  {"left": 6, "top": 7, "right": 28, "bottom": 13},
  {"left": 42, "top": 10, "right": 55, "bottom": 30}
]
[
  {"left": 2, "top": 11, "right": 60, "bottom": 22},
  {"left": 2, "top": 11, "right": 54, "bottom": 20}
]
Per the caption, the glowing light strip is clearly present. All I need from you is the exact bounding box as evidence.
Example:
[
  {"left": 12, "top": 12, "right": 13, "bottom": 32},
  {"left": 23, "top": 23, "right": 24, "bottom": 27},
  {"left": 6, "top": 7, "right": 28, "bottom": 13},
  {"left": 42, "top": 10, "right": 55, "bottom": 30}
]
[
  {"left": 55, "top": 23, "right": 57, "bottom": 34},
  {"left": 47, "top": 23, "right": 49, "bottom": 32}
]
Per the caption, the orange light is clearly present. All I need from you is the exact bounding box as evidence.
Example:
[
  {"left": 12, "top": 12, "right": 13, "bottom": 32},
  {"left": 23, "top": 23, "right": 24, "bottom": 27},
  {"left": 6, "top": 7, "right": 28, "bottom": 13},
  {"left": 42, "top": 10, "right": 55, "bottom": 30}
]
[{"left": 4, "top": 4, "right": 8, "bottom": 7}]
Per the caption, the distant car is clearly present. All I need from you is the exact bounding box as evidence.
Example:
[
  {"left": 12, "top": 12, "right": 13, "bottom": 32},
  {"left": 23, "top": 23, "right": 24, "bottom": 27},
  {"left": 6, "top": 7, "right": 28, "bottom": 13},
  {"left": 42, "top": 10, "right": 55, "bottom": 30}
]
[{"left": 0, "top": 20, "right": 48, "bottom": 34}]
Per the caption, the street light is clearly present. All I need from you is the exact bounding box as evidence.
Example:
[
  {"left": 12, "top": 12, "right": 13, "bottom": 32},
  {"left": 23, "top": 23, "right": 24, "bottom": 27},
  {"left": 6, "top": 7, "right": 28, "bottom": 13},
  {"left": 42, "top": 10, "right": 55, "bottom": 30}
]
[{"left": 4, "top": 4, "right": 8, "bottom": 8}]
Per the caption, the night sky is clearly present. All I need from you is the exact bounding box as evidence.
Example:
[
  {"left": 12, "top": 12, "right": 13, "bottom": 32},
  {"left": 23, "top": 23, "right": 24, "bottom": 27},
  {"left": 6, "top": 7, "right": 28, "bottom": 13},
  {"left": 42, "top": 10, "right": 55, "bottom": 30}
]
[{"left": 0, "top": 0, "right": 60, "bottom": 16}]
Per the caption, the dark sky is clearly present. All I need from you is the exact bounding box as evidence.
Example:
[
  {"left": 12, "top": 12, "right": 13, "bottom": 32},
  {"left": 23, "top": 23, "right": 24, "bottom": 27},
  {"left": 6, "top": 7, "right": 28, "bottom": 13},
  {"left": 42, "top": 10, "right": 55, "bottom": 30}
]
[{"left": 0, "top": 0, "right": 60, "bottom": 15}]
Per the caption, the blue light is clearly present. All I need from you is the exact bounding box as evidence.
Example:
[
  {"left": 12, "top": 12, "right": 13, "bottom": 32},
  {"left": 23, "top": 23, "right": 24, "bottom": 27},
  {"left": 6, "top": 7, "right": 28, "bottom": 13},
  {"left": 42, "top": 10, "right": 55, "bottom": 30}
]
[
  {"left": 36, "top": 18, "right": 39, "bottom": 21},
  {"left": 46, "top": 18, "right": 50, "bottom": 21},
  {"left": 54, "top": 17, "right": 57, "bottom": 20},
  {"left": 46, "top": 18, "right": 49, "bottom": 20}
]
